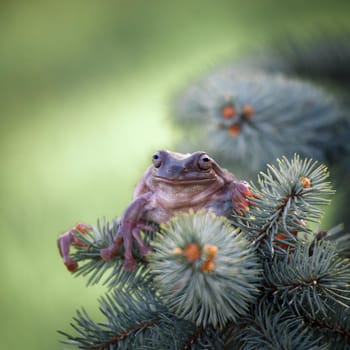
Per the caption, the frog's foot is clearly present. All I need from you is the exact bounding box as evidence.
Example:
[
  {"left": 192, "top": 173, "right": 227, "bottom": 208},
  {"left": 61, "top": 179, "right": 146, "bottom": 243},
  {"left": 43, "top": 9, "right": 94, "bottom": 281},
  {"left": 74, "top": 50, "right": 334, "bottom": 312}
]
[
  {"left": 63, "top": 257, "right": 78, "bottom": 273},
  {"left": 232, "top": 180, "right": 255, "bottom": 214},
  {"left": 100, "top": 244, "right": 119, "bottom": 262},
  {"left": 100, "top": 224, "right": 151, "bottom": 271},
  {"left": 57, "top": 223, "right": 91, "bottom": 272}
]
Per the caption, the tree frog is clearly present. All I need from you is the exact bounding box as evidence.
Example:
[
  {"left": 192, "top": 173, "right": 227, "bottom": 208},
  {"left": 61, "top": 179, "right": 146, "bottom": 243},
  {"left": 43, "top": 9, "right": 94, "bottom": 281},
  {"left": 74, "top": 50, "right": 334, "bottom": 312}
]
[{"left": 58, "top": 150, "right": 253, "bottom": 271}]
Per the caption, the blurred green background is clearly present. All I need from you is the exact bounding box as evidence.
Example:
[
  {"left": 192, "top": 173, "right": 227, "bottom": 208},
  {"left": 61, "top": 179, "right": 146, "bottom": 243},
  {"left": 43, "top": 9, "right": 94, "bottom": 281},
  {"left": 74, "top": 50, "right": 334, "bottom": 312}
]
[{"left": 1, "top": 1, "right": 349, "bottom": 349}]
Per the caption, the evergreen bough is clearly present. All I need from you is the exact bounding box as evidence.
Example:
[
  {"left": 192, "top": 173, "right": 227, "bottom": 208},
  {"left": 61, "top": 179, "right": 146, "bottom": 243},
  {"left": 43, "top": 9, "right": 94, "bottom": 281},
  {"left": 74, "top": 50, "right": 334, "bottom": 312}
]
[
  {"left": 59, "top": 155, "right": 350, "bottom": 349},
  {"left": 173, "top": 69, "right": 343, "bottom": 177}
]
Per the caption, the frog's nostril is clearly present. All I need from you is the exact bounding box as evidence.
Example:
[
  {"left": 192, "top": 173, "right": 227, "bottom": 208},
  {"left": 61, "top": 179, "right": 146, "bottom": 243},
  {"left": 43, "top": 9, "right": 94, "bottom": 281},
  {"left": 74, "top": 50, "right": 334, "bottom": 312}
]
[{"left": 168, "top": 165, "right": 185, "bottom": 175}]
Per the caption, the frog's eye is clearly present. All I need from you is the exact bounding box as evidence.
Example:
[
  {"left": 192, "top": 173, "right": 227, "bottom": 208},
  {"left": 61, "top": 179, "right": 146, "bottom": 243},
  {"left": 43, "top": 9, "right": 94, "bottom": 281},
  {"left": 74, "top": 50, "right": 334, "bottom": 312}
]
[
  {"left": 198, "top": 154, "right": 212, "bottom": 170},
  {"left": 152, "top": 151, "right": 162, "bottom": 168}
]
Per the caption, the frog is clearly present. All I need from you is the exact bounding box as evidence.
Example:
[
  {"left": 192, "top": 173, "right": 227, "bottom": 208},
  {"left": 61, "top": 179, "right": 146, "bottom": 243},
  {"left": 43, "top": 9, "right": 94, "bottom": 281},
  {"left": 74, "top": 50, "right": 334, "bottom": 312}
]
[{"left": 57, "top": 150, "right": 254, "bottom": 272}]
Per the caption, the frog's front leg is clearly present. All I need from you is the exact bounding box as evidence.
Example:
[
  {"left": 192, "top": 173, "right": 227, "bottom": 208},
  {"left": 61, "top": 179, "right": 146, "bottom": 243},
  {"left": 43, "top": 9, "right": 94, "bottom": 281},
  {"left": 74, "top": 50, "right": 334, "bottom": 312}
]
[
  {"left": 232, "top": 180, "right": 255, "bottom": 213},
  {"left": 100, "top": 194, "right": 152, "bottom": 271},
  {"left": 57, "top": 223, "right": 91, "bottom": 272}
]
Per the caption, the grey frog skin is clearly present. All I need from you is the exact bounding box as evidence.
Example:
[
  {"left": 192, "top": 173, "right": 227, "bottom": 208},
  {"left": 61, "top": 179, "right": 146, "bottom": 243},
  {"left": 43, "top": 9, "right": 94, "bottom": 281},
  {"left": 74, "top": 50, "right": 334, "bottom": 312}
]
[{"left": 58, "top": 150, "right": 253, "bottom": 271}]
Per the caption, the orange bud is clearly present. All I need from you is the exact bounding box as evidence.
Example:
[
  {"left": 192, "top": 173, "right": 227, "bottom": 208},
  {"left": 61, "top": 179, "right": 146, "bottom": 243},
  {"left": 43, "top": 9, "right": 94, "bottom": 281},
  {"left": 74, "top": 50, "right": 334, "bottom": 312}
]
[
  {"left": 201, "top": 260, "right": 215, "bottom": 272},
  {"left": 275, "top": 231, "right": 298, "bottom": 250},
  {"left": 184, "top": 243, "right": 201, "bottom": 262},
  {"left": 203, "top": 244, "right": 218, "bottom": 259},
  {"left": 228, "top": 125, "right": 241, "bottom": 136},
  {"left": 221, "top": 105, "right": 236, "bottom": 119},
  {"left": 173, "top": 247, "right": 183, "bottom": 255},
  {"left": 200, "top": 245, "right": 218, "bottom": 272},
  {"left": 300, "top": 177, "right": 311, "bottom": 188},
  {"left": 243, "top": 104, "right": 254, "bottom": 119},
  {"left": 275, "top": 233, "right": 289, "bottom": 250}
]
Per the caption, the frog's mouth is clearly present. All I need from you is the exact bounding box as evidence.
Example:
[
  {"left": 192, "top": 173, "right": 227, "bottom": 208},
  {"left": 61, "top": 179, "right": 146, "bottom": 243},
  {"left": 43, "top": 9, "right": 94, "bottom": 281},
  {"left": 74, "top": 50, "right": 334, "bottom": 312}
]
[{"left": 153, "top": 176, "right": 216, "bottom": 185}]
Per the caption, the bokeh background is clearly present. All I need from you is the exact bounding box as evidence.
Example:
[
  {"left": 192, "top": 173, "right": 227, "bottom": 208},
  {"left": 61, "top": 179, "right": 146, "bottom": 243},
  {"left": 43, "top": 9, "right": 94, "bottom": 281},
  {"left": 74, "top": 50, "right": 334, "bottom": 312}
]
[{"left": 1, "top": 1, "right": 350, "bottom": 349}]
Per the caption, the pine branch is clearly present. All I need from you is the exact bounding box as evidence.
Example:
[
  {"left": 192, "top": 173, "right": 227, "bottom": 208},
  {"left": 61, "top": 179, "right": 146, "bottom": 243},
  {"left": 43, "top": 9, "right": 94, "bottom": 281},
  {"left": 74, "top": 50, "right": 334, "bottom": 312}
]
[
  {"left": 309, "top": 224, "right": 350, "bottom": 258},
  {"left": 150, "top": 211, "right": 262, "bottom": 328},
  {"left": 233, "top": 303, "right": 328, "bottom": 350},
  {"left": 59, "top": 286, "right": 165, "bottom": 350},
  {"left": 264, "top": 241, "right": 350, "bottom": 318},
  {"left": 304, "top": 304, "right": 350, "bottom": 350},
  {"left": 59, "top": 285, "right": 226, "bottom": 350},
  {"left": 172, "top": 65, "right": 345, "bottom": 178},
  {"left": 234, "top": 155, "right": 334, "bottom": 256},
  {"left": 70, "top": 218, "right": 154, "bottom": 289}
]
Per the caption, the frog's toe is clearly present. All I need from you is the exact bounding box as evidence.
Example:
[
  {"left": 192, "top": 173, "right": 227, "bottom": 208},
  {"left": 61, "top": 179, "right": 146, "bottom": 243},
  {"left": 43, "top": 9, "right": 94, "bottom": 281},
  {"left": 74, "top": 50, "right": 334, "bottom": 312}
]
[
  {"left": 139, "top": 245, "right": 151, "bottom": 256},
  {"left": 64, "top": 259, "right": 78, "bottom": 272},
  {"left": 100, "top": 247, "right": 116, "bottom": 261},
  {"left": 131, "top": 228, "right": 151, "bottom": 256},
  {"left": 124, "top": 258, "right": 138, "bottom": 271}
]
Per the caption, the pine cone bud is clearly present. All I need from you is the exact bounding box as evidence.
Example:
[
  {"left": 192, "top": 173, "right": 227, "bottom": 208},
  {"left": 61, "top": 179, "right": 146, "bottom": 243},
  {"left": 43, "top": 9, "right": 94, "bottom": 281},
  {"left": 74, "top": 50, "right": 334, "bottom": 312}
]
[{"left": 150, "top": 211, "right": 262, "bottom": 328}]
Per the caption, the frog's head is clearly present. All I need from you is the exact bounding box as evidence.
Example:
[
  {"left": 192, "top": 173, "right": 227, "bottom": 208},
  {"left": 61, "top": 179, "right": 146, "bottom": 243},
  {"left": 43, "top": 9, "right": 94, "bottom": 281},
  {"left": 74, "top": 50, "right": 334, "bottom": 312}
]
[{"left": 151, "top": 150, "right": 224, "bottom": 185}]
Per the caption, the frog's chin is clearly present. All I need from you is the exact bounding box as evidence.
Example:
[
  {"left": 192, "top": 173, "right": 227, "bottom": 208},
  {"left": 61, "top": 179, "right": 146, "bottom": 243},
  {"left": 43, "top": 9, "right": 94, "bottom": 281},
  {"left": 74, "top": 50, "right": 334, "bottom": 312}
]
[{"left": 152, "top": 176, "right": 216, "bottom": 185}]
